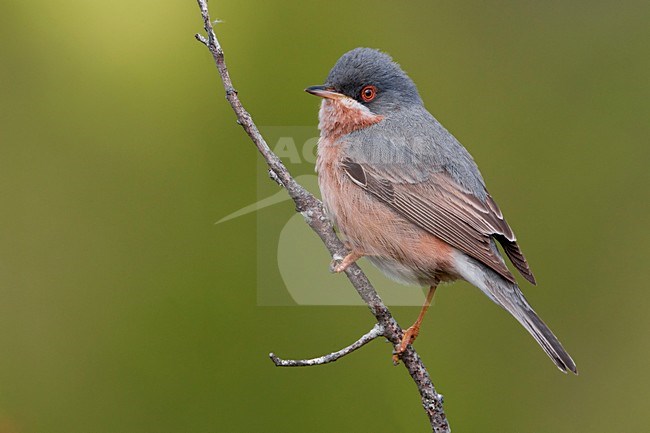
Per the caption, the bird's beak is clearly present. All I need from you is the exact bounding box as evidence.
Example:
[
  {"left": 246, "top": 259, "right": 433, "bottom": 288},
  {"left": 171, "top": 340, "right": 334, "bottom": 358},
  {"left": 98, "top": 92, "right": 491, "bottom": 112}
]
[{"left": 305, "top": 85, "right": 345, "bottom": 100}]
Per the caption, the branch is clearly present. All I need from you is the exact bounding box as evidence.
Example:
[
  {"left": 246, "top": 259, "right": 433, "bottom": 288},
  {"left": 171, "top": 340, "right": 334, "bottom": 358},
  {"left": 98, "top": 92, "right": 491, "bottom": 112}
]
[
  {"left": 269, "top": 324, "right": 384, "bottom": 367},
  {"left": 194, "top": 1, "right": 450, "bottom": 431}
]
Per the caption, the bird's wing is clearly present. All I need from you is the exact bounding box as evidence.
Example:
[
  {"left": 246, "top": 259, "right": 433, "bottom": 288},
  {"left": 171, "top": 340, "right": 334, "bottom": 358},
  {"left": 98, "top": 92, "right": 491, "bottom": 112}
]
[{"left": 341, "top": 158, "right": 536, "bottom": 285}]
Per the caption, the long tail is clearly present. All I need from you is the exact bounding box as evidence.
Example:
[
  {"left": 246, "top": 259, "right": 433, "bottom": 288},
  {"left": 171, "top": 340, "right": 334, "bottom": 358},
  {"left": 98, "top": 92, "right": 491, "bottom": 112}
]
[{"left": 454, "top": 252, "right": 577, "bottom": 374}]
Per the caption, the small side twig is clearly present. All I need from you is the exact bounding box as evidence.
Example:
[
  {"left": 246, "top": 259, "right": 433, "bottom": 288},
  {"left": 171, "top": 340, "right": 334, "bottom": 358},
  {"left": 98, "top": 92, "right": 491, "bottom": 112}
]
[
  {"left": 269, "top": 324, "right": 385, "bottom": 367},
  {"left": 195, "top": 1, "right": 450, "bottom": 432}
]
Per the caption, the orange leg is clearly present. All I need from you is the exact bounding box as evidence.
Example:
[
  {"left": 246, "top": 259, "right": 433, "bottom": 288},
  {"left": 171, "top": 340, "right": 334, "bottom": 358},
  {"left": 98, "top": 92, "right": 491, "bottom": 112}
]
[
  {"left": 331, "top": 250, "right": 364, "bottom": 273},
  {"left": 393, "top": 284, "right": 438, "bottom": 364}
]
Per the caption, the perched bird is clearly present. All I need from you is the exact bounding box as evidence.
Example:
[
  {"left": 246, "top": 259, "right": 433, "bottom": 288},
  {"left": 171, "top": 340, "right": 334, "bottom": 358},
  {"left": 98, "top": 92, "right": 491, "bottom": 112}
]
[{"left": 306, "top": 48, "right": 577, "bottom": 373}]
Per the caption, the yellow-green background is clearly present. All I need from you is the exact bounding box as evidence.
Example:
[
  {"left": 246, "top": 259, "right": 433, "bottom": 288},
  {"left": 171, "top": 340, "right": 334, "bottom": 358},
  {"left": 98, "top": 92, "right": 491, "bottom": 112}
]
[{"left": 1, "top": 1, "right": 649, "bottom": 432}]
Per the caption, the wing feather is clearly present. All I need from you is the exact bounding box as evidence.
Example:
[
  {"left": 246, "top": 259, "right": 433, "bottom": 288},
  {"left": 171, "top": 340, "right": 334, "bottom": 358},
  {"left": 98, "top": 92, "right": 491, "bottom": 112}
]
[{"left": 342, "top": 159, "right": 536, "bottom": 284}]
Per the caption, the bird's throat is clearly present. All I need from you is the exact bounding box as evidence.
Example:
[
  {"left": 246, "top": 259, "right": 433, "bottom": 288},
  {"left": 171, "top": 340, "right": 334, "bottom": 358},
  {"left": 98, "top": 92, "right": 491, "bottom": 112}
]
[{"left": 317, "top": 98, "right": 384, "bottom": 140}]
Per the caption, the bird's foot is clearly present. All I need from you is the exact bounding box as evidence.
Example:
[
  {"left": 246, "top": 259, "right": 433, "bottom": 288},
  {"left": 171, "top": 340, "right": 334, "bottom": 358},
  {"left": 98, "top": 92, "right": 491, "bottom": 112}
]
[
  {"left": 392, "top": 325, "right": 420, "bottom": 364},
  {"left": 329, "top": 250, "right": 364, "bottom": 273}
]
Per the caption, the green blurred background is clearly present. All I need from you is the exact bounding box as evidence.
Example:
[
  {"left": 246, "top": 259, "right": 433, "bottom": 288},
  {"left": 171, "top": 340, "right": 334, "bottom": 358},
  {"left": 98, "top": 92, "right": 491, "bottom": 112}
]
[{"left": 1, "top": 0, "right": 649, "bottom": 432}]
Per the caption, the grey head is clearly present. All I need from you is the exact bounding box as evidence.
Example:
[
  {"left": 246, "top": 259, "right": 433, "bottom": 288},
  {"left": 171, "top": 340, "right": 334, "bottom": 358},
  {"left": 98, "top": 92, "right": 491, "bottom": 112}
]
[{"left": 307, "top": 48, "right": 423, "bottom": 115}]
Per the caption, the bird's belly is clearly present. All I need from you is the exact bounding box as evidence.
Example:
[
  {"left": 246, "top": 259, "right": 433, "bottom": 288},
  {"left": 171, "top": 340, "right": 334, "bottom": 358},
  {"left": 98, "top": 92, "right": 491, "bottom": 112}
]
[
  {"left": 366, "top": 255, "right": 432, "bottom": 286},
  {"left": 317, "top": 163, "right": 457, "bottom": 286}
]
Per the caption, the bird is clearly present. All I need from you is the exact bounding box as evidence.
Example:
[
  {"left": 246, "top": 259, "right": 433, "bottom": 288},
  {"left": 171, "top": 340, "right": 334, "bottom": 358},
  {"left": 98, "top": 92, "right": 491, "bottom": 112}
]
[{"left": 305, "top": 47, "right": 577, "bottom": 373}]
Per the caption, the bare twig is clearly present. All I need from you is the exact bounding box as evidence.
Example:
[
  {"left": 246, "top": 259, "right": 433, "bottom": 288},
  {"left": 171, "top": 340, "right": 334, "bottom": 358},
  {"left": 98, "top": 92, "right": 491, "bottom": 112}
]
[
  {"left": 269, "top": 324, "right": 384, "bottom": 367},
  {"left": 194, "top": 1, "right": 450, "bottom": 431}
]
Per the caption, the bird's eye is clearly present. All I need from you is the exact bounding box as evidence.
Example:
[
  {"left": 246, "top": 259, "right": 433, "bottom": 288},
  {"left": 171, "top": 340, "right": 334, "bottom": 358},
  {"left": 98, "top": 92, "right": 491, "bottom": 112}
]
[{"left": 360, "top": 85, "right": 377, "bottom": 102}]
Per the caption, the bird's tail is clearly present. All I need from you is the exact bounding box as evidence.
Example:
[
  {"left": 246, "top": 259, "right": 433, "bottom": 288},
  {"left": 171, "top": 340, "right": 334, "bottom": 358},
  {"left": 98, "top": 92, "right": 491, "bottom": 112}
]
[{"left": 455, "top": 253, "right": 577, "bottom": 374}]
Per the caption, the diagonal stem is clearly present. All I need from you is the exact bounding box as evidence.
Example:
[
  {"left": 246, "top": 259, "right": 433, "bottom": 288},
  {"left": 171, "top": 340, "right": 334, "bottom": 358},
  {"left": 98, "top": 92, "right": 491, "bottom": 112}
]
[{"left": 194, "top": 1, "right": 450, "bottom": 431}]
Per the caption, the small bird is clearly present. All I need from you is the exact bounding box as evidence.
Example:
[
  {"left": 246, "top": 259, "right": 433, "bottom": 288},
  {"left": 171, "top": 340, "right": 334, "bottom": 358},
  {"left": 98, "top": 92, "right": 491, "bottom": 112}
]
[{"left": 306, "top": 48, "right": 577, "bottom": 373}]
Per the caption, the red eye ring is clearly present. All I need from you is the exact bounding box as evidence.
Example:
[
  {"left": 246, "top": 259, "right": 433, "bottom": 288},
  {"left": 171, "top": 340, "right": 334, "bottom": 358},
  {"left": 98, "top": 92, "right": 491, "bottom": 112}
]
[{"left": 360, "top": 85, "right": 377, "bottom": 102}]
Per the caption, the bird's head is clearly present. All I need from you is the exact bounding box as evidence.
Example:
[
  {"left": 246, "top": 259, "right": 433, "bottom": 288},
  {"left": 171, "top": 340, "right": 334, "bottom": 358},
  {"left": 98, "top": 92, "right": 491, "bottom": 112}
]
[{"left": 306, "top": 48, "right": 423, "bottom": 138}]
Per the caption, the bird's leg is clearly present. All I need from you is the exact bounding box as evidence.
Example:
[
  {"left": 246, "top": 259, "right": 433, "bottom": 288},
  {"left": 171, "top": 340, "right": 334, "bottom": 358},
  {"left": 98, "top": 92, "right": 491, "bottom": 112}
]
[
  {"left": 393, "top": 283, "right": 438, "bottom": 364},
  {"left": 330, "top": 249, "right": 365, "bottom": 273}
]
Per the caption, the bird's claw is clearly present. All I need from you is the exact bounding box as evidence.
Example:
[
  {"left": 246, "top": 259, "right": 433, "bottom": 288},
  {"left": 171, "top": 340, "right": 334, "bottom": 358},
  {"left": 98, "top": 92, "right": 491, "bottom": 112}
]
[
  {"left": 391, "top": 325, "right": 420, "bottom": 365},
  {"left": 329, "top": 254, "right": 345, "bottom": 273},
  {"left": 330, "top": 250, "right": 364, "bottom": 274}
]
